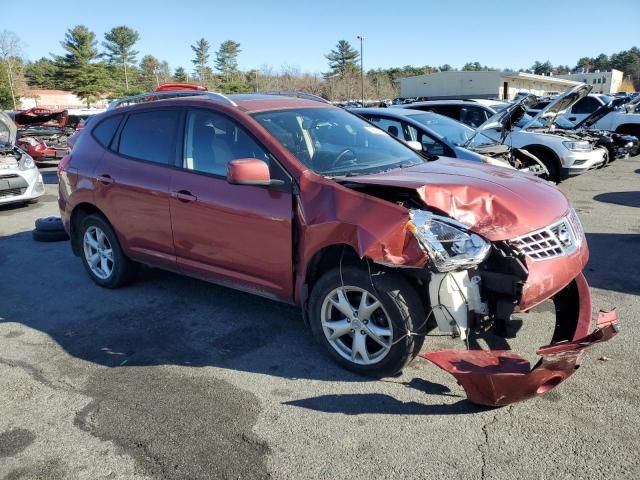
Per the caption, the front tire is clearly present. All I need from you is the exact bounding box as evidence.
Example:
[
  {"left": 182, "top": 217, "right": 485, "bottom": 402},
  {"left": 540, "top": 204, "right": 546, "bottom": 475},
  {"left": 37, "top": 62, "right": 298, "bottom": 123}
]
[
  {"left": 309, "top": 266, "right": 426, "bottom": 378},
  {"left": 79, "top": 214, "right": 138, "bottom": 288}
]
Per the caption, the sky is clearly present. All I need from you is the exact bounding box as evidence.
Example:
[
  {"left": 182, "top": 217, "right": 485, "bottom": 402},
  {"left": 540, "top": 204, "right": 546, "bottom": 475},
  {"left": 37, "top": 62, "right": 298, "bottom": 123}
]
[{"left": 3, "top": 0, "right": 639, "bottom": 74}]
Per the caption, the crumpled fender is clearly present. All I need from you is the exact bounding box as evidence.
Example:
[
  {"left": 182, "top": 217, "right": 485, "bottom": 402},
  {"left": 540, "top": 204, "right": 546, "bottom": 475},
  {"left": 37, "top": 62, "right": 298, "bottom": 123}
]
[{"left": 421, "top": 274, "right": 619, "bottom": 406}]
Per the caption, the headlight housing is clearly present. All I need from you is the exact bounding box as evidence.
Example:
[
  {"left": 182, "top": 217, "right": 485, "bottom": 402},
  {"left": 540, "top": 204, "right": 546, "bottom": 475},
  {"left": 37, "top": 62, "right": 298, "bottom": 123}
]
[
  {"left": 407, "top": 210, "right": 491, "bottom": 272},
  {"left": 18, "top": 153, "right": 36, "bottom": 171},
  {"left": 562, "top": 141, "right": 592, "bottom": 152}
]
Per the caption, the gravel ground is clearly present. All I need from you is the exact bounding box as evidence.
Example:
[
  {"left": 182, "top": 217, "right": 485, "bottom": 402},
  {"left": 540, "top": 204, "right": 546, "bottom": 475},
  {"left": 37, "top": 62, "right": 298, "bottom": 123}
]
[{"left": 0, "top": 156, "right": 638, "bottom": 480}]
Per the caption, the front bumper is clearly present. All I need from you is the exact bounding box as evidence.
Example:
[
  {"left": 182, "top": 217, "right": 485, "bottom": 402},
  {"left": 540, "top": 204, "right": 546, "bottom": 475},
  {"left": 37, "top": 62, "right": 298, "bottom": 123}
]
[
  {"left": 422, "top": 273, "right": 619, "bottom": 406},
  {"left": 0, "top": 168, "right": 44, "bottom": 205},
  {"left": 562, "top": 148, "right": 607, "bottom": 177},
  {"left": 21, "top": 142, "right": 69, "bottom": 161}
]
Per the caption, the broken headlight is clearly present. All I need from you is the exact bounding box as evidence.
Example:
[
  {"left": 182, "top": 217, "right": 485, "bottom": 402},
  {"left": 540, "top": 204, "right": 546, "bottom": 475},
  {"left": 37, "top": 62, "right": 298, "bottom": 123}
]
[{"left": 407, "top": 210, "right": 491, "bottom": 272}]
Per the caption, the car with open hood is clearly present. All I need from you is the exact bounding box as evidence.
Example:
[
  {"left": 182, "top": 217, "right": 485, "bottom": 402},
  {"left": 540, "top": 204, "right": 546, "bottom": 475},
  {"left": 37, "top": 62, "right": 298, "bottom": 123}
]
[
  {"left": 557, "top": 92, "right": 640, "bottom": 138},
  {"left": 528, "top": 92, "right": 639, "bottom": 162},
  {"left": 350, "top": 107, "right": 548, "bottom": 177},
  {"left": 0, "top": 111, "right": 45, "bottom": 206},
  {"left": 11, "top": 108, "right": 74, "bottom": 162},
  {"left": 58, "top": 90, "right": 617, "bottom": 406}
]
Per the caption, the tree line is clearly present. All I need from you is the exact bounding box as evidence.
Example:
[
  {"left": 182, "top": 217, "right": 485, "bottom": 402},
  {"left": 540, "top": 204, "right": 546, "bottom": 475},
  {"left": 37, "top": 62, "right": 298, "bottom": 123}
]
[{"left": 1, "top": 27, "right": 639, "bottom": 109}]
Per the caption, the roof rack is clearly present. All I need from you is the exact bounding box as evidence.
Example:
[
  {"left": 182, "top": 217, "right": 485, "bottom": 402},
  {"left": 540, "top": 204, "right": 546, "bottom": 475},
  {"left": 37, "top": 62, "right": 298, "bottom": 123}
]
[
  {"left": 107, "top": 90, "right": 237, "bottom": 110},
  {"left": 262, "top": 91, "right": 330, "bottom": 104}
]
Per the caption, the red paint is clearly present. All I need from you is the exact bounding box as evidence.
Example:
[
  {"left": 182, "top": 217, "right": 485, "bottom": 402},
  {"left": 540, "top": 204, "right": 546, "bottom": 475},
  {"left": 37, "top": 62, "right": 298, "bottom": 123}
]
[
  {"left": 154, "top": 83, "right": 208, "bottom": 92},
  {"left": 227, "top": 158, "right": 271, "bottom": 185},
  {"left": 422, "top": 275, "right": 619, "bottom": 406},
  {"left": 58, "top": 95, "right": 616, "bottom": 405}
]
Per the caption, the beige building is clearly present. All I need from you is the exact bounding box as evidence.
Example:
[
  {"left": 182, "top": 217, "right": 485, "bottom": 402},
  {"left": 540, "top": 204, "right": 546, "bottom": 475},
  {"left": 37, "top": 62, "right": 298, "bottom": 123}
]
[
  {"left": 555, "top": 69, "right": 623, "bottom": 94},
  {"left": 400, "top": 71, "right": 581, "bottom": 100},
  {"left": 19, "top": 89, "right": 109, "bottom": 110}
]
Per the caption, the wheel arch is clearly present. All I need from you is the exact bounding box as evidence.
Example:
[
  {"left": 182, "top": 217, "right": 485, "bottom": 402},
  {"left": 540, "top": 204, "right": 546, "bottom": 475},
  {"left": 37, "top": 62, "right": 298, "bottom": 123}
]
[
  {"left": 520, "top": 144, "right": 562, "bottom": 181},
  {"left": 69, "top": 203, "right": 110, "bottom": 256}
]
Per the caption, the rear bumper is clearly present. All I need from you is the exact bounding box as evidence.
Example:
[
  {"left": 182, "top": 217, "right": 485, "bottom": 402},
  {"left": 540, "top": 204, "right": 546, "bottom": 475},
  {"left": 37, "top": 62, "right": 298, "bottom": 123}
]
[{"left": 422, "top": 273, "right": 619, "bottom": 406}]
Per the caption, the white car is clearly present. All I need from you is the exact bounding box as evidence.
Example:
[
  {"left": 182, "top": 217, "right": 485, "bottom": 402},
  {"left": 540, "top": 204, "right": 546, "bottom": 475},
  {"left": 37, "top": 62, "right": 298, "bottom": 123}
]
[
  {"left": 398, "top": 90, "right": 607, "bottom": 182},
  {"left": 0, "top": 111, "right": 45, "bottom": 206},
  {"left": 558, "top": 93, "right": 640, "bottom": 137}
]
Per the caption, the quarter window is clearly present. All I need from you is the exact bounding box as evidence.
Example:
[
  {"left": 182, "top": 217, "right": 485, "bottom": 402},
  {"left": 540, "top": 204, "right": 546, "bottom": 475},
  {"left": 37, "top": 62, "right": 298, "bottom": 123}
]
[
  {"left": 93, "top": 114, "right": 123, "bottom": 148},
  {"left": 183, "top": 110, "right": 270, "bottom": 176},
  {"left": 118, "top": 110, "right": 180, "bottom": 164}
]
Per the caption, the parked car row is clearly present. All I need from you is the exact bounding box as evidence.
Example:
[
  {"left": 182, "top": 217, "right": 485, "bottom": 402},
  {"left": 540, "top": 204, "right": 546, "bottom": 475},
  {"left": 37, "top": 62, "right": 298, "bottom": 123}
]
[
  {"left": 387, "top": 84, "right": 639, "bottom": 182},
  {"left": 0, "top": 110, "right": 45, "bottom": 206},
  {"left": 56, "top": 87, "right": 619, "bottom": 406}
]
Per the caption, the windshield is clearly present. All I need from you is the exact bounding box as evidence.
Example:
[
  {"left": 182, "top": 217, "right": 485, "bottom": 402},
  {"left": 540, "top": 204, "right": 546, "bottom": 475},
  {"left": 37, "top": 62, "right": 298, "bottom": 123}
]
[
  {"left": 409, "top": 112, "right": 496, "bottom": 147},
  {"left": 410, "top": 113, "right": 474, "bottom": 146},
  {"left": 515, "top": 112, "right": 542, "bottom": 128},
  {"left": 252, "top": 108, "right": 425, "bottom": 176}
]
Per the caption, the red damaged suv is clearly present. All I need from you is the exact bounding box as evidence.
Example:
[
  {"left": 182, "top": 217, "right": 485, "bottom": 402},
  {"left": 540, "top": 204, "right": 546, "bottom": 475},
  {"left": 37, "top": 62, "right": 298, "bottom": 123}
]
[{"left": 58, "top": 91, "right": 618, "bottom": 406}]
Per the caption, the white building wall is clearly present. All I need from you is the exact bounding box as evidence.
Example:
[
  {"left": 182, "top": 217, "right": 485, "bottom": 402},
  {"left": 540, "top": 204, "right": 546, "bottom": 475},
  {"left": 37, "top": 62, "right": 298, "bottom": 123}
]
[
  {"left": 555, "top": 69, "right": 623, "bottom": 94},
  {"left": 400, "top": 71, "right": 581, "bottom": 99}
]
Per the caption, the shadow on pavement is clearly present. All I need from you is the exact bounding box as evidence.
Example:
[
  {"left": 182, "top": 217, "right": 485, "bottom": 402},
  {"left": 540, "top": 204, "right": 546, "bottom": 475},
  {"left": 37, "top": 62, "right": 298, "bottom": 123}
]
[
  {"left": 284, "top": 393, "right": 486, "bottom": 415},
  {"left": 585, "top": 232, "right": 640, "bottom": 296},
  {"left": 593, "top": 191, "right": 640, "bottom": 208},
  {"left": 0, "top": 231, "right": 459, "bottom": 415}
]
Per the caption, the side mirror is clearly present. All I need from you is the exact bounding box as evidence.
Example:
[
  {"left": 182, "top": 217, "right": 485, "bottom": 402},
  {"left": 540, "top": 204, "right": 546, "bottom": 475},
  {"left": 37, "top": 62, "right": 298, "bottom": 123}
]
[
  {"left": 227, "top": 158, "right": 284, "bottom": 187},
  {"left": 407, "top": 140, "right": 422, "bottom": 151}
]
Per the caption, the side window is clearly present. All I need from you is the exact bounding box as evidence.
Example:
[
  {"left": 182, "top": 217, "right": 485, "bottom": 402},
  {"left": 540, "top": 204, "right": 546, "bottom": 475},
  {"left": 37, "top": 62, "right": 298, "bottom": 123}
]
[
  {"left": 184, "top": 110, "right": 270, "bottom": 176},
  {"left": 367, "top": 116, "right": 407, "bottom": 140},
  {"left": 118, "top": 110, "right": 180, "bottom": 164},
  {"left": 423, "top": 105, "right": 462, "bottom": 122},
  {"left": 92, "top": 114, "right": 123, "bottom": 148},
  {"left": 410, "top": 127, "right": 449, "bottom": 156},
  {"left": 460, "top": 107, "right": 488, "bottom": 128},
  {"left": 572, "top": 97, "right": 601, "bottom": 114}
]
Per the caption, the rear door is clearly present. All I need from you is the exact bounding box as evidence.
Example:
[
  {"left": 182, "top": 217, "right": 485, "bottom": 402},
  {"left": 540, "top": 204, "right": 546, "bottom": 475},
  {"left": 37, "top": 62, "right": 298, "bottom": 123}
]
[
  {"left": 94, "top": 108, "right": 180, "bottom": 270},
  {"left": 169, "top": 108, "right": 294, "bottom": 301}
]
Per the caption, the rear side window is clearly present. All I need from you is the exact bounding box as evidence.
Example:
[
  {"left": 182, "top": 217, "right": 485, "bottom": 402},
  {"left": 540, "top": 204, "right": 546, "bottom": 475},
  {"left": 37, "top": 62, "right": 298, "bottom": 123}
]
[
  {"left": 92, "top": 115, "right": 123, "bottom": 148},
  {"left": 118, "top": 110, "right": 180, "bottom": 164},
  {"left": 571, "top": 97, "right": 602, "bottom": 114}
]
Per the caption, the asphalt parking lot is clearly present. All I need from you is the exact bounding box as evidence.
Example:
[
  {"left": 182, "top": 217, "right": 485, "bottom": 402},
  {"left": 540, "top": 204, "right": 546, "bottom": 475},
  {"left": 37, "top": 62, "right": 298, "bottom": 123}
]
[{"left": 1, "top": 157, "right": 639, "bottom": 480}]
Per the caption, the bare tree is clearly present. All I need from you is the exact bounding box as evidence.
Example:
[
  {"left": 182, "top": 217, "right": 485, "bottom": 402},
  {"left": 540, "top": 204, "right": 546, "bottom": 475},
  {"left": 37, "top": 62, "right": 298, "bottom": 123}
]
[{"left": 0, "top": 30, "right": 26, "bottom": 110}]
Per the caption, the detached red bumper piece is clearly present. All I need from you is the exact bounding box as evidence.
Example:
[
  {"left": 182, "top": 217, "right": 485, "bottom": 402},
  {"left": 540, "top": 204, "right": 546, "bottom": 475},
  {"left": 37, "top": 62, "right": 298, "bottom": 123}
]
[{"left": 422, "top": 275, "right": 619, "bottom": 406}]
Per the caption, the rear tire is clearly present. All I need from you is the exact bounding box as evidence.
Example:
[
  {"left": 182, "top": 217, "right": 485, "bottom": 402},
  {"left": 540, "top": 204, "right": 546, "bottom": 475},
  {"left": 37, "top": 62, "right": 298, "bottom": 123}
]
[
  {"left": 79, "top": 214, "right": 138, "bottom": 288},
  {"left": 309, "top": 265, "right": 426, "bottom": 378}
]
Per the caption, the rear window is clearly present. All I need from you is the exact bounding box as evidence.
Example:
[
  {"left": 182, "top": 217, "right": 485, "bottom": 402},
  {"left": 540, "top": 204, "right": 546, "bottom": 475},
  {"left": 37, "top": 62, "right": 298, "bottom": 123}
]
[
  {"left": 92, "top": 115, "right": 123, "bottom": 148},
  {"left": 118, "top": 110, "right": 180, "bottom": 164}
]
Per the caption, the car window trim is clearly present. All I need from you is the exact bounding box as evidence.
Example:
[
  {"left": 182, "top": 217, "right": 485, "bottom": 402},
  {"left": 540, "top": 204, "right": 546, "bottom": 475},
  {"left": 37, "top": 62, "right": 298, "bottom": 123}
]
[
  {"left": 174, "top": 107, "right": 295, "bottom": 193},
  {"left": 90, "top": 113, "right": 124, "bottom": 149},
  {"left": 112, "top": 108, "right": 183, "bottom": 168}
]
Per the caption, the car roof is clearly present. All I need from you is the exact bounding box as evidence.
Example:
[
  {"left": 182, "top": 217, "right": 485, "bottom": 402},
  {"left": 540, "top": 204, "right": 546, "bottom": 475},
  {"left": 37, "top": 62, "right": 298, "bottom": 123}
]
[{"left": 109, "top": 93, "right": 334, "bottom": 115}]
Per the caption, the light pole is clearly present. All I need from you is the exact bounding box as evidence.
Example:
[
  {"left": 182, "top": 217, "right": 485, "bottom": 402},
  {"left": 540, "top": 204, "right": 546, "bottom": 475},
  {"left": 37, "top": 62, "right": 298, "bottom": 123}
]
[{"left": 357, "top": 35, "right": 365, "bottom": 106}]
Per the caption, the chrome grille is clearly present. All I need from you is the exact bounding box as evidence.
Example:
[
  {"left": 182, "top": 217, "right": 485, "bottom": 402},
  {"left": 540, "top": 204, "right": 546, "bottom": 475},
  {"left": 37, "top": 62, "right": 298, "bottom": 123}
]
[{"left": 510, "top": 210, "right": 583, "bottom": 261}]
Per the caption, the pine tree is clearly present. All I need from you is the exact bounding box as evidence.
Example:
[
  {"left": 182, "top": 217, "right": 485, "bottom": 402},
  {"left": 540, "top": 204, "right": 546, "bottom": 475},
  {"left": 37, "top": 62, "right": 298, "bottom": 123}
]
[
  {"left": 191, "top": 38, "right": 211, "bottom": 85},
  {"left": 55, "top": 25, "right": 110, "bottom": 106},
  {"left": 102, "top": 26, "right": 139, "bottom": 90},
  {"left": 173, "top": 66, "right": 187, "bottom": 82},
  {"left": 215, "top": 40, "right": 241, "bottom": 82},
  {"left": 324, "top": 40, "right": 359, "bottom": 78},
  {"left": 25, "top": 57, "right": 59, "bottom": 89}
]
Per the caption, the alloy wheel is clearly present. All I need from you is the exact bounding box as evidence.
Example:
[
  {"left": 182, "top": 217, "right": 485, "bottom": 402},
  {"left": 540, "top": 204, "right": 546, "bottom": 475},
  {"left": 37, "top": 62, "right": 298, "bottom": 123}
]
[
  {"left": 83, "top": 226, "right": 114, "bottom": 280},
  {"left": 320, "top": 286, "right": 393, "bottom": 365}
]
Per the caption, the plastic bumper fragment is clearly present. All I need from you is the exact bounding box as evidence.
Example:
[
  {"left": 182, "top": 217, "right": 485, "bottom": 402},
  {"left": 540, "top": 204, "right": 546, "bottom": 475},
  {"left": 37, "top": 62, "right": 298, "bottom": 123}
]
[{"left": 421, "top": 307, "right": 618, "bottom": 407}]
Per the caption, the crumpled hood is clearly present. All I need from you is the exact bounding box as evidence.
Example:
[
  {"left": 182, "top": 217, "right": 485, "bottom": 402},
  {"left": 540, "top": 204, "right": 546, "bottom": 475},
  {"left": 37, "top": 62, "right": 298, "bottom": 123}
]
[
  {"left": 342, "top": 158, "right": 569, "bottom": 241},
  {"left": 0, "top": 110, "right": 17, "bottom": 145}
]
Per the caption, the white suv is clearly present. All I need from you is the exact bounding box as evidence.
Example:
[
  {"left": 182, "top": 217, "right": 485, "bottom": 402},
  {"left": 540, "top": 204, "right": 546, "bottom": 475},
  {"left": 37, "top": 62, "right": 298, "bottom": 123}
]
[{"left": 398, "top": 90, "right": 607, "bottom": 182}]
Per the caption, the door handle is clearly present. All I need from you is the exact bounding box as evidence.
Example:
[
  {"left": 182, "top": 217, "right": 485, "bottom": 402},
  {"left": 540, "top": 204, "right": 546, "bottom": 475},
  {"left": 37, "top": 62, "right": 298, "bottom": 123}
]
[
  {"left": 172, "top": 190, "right": 197, "bottom": 203},
  {"left": 96, "top": 174, "right": 114, "bottom": 185},
  {"left": 568, "top": 117, "right": 577, "bottom": 121}
]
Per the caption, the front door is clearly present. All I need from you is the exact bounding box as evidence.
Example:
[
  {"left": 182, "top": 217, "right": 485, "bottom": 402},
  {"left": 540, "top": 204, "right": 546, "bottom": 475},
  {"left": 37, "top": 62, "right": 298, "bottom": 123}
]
[{"left": 169, "top": 109, "right": 294, "bottom": 301}]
